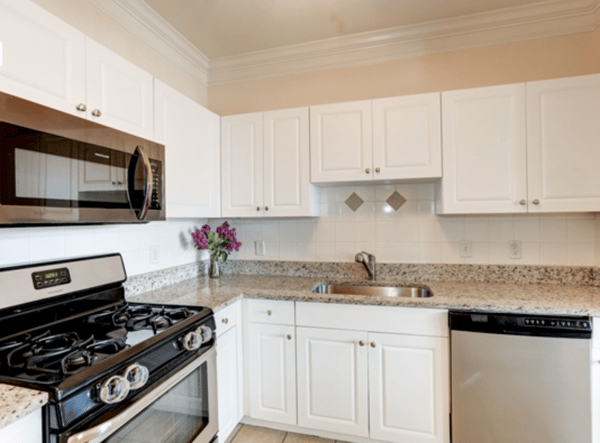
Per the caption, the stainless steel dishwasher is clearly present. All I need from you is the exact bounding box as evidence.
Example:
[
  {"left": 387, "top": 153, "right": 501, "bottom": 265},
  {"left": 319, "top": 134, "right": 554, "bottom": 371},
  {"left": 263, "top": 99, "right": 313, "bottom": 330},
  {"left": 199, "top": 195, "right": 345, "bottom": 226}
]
[{"left": 449, "top": 311, "right": 592, "bottom": 443}]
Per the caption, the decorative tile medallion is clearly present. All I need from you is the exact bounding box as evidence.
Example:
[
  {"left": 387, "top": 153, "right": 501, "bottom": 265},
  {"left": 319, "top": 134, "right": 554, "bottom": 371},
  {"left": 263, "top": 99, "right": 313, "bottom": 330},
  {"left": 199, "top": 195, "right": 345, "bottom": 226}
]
[
  {"left": 386, "top": 191, "right": 407, "bottom": 211},
  {"left": 344, "top": 192, "right": 364, "bottom": 212}
]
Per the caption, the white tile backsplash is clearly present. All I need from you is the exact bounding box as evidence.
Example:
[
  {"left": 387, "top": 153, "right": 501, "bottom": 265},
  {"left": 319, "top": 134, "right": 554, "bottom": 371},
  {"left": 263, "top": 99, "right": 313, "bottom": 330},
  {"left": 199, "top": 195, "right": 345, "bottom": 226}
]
[{"left": 216, "top": 184, "right": 598, "bottom": 266}]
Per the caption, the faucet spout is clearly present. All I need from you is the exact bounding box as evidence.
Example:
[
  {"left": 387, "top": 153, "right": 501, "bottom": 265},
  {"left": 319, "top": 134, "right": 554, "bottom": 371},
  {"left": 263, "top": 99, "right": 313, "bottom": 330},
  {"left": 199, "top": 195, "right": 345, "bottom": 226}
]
[{"left": 355, "top": 251, "right": 376, "bottom": 280}]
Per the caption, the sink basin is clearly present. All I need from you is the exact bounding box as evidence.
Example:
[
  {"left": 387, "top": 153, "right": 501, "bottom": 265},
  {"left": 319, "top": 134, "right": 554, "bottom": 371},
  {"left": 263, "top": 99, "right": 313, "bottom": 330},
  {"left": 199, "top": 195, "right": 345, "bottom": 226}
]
[{"left": 312, "top": 283, "right": 433, "bottom": 298}]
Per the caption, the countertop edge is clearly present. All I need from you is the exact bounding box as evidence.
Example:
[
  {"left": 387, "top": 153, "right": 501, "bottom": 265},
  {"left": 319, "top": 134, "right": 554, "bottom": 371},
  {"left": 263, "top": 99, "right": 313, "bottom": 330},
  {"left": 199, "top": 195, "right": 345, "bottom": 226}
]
[{"left": 0, "top": 385, "right": 48, "bottom": 432}]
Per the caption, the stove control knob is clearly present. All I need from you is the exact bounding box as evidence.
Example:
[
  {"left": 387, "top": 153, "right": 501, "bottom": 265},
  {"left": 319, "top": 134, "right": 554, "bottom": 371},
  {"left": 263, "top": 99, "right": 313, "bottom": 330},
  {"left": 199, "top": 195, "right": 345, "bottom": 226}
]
[
  {"left": 182, "top": 331, "right": 201, "bottom": 351},
  {"left": 124, "top": 363, "right": 149, "bottom": 390},
  {"left": 196, "top": 325, "right": 213, "bottom": 345},
  {"left": 99, "top": 375, "right": 130, "bottom": 404}
]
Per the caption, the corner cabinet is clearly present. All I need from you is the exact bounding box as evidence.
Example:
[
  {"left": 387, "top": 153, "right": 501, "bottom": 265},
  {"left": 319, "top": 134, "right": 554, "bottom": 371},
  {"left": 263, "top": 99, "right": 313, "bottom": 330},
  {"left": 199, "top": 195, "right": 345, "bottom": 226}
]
[
  {"left": 310, "top": 94, "right": 441, "bottom": 183},
  {"left": 154, "top": 80, "right": 220, "bottom": 218},
  {"left": 221, "top": 108, "right": 318, "bottom": 218}
]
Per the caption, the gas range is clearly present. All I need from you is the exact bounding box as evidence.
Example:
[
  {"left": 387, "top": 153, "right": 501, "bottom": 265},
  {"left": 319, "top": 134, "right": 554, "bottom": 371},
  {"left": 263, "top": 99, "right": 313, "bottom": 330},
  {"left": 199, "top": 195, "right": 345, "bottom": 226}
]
[{"left": 0, "top": 254, "right": 217, "bottom": 443}]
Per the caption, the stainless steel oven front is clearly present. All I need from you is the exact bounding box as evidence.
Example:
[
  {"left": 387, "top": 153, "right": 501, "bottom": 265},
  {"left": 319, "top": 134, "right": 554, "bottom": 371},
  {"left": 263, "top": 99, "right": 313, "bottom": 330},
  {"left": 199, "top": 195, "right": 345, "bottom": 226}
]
[
  {"left": 0, "top": 90, "right": 165, "bottom": 224},
  {"left": 64, "top": 348, "right": 218, "bottom": 443}
]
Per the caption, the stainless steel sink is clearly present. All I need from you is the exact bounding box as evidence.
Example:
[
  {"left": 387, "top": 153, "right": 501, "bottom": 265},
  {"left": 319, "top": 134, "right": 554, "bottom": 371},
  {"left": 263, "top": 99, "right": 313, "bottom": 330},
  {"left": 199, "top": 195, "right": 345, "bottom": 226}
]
[{"left": 312, "top": 283, "right": 433, "bottom": 298}]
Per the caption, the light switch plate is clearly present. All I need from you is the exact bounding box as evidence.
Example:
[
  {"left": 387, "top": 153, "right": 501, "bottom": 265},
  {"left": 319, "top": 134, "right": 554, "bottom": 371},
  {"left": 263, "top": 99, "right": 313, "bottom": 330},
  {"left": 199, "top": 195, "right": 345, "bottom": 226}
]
[{"left": 255, "top": 240, "right": 266, "bottom": 256}]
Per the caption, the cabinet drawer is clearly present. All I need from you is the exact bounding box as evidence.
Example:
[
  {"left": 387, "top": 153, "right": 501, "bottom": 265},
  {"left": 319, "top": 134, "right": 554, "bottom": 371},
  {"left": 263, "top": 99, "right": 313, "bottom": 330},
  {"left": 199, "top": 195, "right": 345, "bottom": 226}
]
[
  {"left": 296, "top": 302, "right": 448, "bottom": 337},
  {"left": 215, "top": 302, "right": 238, "bottom": 337},
  {"left": 245, "top": 299, "right": 294, "bottom": 325}
]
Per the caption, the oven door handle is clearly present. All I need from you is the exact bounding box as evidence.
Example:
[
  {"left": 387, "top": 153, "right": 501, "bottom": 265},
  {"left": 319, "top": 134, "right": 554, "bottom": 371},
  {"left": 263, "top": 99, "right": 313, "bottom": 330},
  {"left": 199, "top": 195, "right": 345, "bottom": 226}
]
[{"left": 67, "top": 347, "right": 216, "bottom": 443}]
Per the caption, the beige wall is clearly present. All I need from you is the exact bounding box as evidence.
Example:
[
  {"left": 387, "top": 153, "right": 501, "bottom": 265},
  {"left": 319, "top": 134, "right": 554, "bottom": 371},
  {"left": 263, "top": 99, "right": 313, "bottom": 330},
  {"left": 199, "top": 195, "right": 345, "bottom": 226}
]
[
  {"left": 31, "top": 0, "right": 207, "bottom": 107},
  {"left": 208, "top": 30, "right": 598, "bottom": 115}
]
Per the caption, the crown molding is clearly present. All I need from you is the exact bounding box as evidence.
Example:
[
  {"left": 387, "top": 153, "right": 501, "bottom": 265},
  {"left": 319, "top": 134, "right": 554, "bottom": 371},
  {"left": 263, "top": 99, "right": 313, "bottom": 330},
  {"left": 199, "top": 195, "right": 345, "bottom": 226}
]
[
  {"left": 85, "top": 0, "right": 210, "bottom": 85},
  {"left": 208, "top": 0, "right": 599, "bottom": 86}
]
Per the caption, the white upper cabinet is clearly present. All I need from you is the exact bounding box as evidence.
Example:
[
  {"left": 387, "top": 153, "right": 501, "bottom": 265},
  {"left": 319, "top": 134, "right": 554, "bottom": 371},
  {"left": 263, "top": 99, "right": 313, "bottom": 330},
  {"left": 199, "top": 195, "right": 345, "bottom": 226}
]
[
  {"left": 86, "top": 38, "right": 154, "bottom": 140},
  {"left": 222, "top": 108, "right": 318, "bottom": 217},
  {"left": 526, "top": 74, "right": 600, "bottom": 213},
  {"left": 154, "top": 80, "right": 220, "bottom": 218},
  {"left": 310, "top": 100, "right": 373, "bottom": 183},
  {"left": 372, "top": 93, "right": 442, "bottom": 181},
  {"left": 438, "top": 84, "right": 528, "bottom": 214},
  {"left": 0, "top": 0, "right": 86, "bottom": 117},
  {"left": 221, "top": 113, "right": 264, "bottom": 217}
]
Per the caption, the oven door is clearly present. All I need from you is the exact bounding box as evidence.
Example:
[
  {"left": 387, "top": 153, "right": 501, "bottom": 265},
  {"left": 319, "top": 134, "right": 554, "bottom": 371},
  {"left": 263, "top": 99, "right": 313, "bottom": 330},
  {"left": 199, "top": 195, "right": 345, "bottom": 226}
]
[{"left": 64, "top": 348, "right": 218, "bottom": 443}]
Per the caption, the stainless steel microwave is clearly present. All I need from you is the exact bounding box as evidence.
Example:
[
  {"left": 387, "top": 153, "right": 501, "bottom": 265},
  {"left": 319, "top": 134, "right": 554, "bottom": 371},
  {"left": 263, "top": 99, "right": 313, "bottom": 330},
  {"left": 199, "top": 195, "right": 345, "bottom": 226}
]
[{"left": 0, "top": 91, "right": 165, "bottom": 225}]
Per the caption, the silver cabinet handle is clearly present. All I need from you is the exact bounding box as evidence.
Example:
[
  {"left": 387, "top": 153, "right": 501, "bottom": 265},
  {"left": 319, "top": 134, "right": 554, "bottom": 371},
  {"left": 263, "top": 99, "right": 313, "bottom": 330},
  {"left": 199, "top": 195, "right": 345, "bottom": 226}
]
[
  {"left": 359, "top": 340, "right": 365, "bottom": 347},
  {"left": 256, "top": 206, "right": 261, "bottom": 211},
  {"left": 375, "top": 167, "right": 381, "bottom": 173},
  {"left": 519, "top": 200, "right": 526, "bottom": 206},
  {"left": 267, "top": 310, "right": 272, "bottom": 316},
  {"left": 532, "top": 199, "right": 540, "bottom": 205},
  {"left": 76, "top": 103, "right": 87, "bottom": 112},
  {"left": 287, "top": 335, "right": 292, "bottom": 340},
  {"left": 222, "top": 318, "right": 228, "bottom": 324},
  {"left": 265, "top": 206, "right": 269, "bottom": 211},
  {"left": 365, "top": 168, "right": 371, "bottom": 174},
  {"left": 370, "top": 342, "right": 376, "bottom": 348},
  {"left": 91, "top": 109, "right": 102, "bottom": 117}
]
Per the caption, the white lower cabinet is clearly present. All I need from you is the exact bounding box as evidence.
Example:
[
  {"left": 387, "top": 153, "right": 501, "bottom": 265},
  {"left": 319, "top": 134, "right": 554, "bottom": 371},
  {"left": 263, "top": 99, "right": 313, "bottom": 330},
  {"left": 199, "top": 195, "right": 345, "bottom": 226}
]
[
  {"left": 0, "top": 409, "right": 42, "bottom": 443},
  {"left": 247, "top": 322, "right": 297, "bottom": 425},
  {"left": 296, "top": 327, "right": 369, "bottom": 436},
  {"left": 216, "top": 302, "right": 243, "bottom": 443},
  {"left": 368, "top": 333, "right": 450, "bottom": 443}
]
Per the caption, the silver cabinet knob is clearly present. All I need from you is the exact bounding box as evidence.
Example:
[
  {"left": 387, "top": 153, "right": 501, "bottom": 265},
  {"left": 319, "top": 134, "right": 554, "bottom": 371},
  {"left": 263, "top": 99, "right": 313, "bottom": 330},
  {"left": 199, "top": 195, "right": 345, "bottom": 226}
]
[
  {"left": 222, "top": 318, "right": 229, "bottom": 324},
  {"left": 375, "top": 167, "right": 381, "bottom": 173},
  {"left": 91, "top": 109, "right": 102, "bottom": 117},
  {"left": 532, "top": 199, "right": 540, "bottom": 205},
  {"left": 76, "top": 103, "right": 87, "bottom": 112},
  {"left": 256, "top": 206, "right": 261, "bottom": 211},
  {"left": 359, "top": 340, "right": 365, "bottom": 347},
  {"left": 265, "top": 206, "right": 269, "bottom": 211},
  {"left": 370, "top": 342, "right": 376, "bottom": 348},
  {"left": 519, "top": 199, "right": 526, "bottom": 206},
  {"left": 267, "top": 310, "right": 272, "bottom": 316},
  {"left": 365, "top": 168, "right": 371, "bottom": 174},
  {"left": 287, "top": 334, "right": 292, "bottom": 340}
]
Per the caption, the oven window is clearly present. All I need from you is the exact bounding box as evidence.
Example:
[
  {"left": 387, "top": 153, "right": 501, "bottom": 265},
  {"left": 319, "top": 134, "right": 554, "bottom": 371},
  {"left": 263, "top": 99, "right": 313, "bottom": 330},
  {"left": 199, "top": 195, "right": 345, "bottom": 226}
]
[{"left": 102, "top": 364, "right": 210, "bottom": 443}]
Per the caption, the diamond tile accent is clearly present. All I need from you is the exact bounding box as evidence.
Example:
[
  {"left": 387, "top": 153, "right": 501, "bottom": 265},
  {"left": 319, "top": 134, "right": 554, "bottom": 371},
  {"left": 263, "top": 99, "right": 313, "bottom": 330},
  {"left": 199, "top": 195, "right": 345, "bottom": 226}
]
[
  {"left": 344, "top": 192, "right": 364, "bottom": 212},
  {"left": 386, "top": 191, "right": 407, "bottom": 211}
]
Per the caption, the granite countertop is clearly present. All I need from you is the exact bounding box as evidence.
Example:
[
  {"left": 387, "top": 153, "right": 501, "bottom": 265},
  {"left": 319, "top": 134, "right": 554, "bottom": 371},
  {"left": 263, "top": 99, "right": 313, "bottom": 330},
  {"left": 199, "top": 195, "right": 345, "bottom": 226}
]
[
  {"left": 4, "top": 273, "right": 600, "bottom": 432},
  {"left": 127, "top": 274, "right": 600, "bottom": 316}
]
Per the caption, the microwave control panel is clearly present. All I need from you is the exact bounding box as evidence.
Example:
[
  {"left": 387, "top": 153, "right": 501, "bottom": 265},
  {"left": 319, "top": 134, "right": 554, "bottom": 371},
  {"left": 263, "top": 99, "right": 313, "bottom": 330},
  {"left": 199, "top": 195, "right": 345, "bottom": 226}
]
[{"left": 150, "top": 160, "right": 162, "bottom": 210}]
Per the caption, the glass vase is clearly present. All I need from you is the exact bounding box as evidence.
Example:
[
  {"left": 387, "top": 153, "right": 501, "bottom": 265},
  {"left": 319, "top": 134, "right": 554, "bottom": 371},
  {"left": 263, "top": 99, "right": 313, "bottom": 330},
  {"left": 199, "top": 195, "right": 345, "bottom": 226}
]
[{"left": 209, "top": 255, "right": 220, "bottom": 278}]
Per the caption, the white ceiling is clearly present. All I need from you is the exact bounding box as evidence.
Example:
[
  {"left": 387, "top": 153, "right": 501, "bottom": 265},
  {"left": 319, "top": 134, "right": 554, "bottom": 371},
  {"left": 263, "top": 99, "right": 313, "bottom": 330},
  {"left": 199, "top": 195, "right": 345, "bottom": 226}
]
[{"left": 143, "top": 0, "right": 548, "bottom": 59}]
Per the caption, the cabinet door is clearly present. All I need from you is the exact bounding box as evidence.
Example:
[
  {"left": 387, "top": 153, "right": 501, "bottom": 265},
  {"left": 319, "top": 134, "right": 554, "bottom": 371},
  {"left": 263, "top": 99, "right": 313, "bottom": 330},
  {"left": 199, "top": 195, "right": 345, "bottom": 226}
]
[
  {"left": 264, "top": 107, "right": 317, "bottom": 217},
  {"left": 369, "top": 333, "right": 450, "bottom": 443},
  {"left": 221, "top": 113, "right": 264, "bottom": 217},
  {"left": 310, "top": 101, "right": 373, "bottom": 183},
  {"left": 247, "top": 323, "right": 296, "bottom": 425},
  {"left": 527, "top": 74, "right": 600, "bottom": 212},
  {"left": 0, "top": 0, "right": 85, "bottom": 117},
  {"left": 296, "top": 327, "right": 369, "bottom": 437},
  {"left": 439, "top": 84, "right": 527, "bottom": 214},
  {"left": 217, "top": 326, "right": 240, "bottom": 442},
  {"left": 372, "top": 93, "right": 442, "bottom": 180},
  {"left": 85, "top": 38, "right": 153, "bottom": 139},
  {"left": 0, "top": 409, "right": 42, "bottom": 443},
  {"left": 154, "top": 80, "right": 220, "bottom": 218}
]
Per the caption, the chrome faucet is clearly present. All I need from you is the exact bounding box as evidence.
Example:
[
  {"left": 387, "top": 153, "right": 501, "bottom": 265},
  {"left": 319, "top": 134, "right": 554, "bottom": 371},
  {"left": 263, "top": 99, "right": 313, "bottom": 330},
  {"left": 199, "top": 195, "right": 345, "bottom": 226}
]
[{"left": 355, "top": 251, "right": 376, "bottom": 280}]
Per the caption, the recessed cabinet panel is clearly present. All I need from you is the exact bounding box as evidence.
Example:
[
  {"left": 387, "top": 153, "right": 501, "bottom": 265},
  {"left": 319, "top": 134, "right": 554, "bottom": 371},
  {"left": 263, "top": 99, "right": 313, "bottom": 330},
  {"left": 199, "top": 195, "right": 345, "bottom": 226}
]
[
  {"left": 369, "top": 333, "right": 450, "bottom": 443},
  {"left": 297, "top": 327, "right": 369, "bottom": 437},
  {"left": 0, "top": 0, "right": 85, "bottom": 117},
  {"left": 310, "top": 101, "right": 372, "bottom": 183},
  {"left": 85, "top": 38, "right": 153, "bottom": 139},
  {"left": 372, "top": 93, "right": 441, "bottom": 180},
  {"left": 221, "top": 113, "right": 264, "bottom": 217},
  {"left": 527, "top": 74, "right": 600, "bottom": 212},
  {"left": 217, "top": 327, "right": 240, "bottom": 442},
  {"left": 439, "top": 84, "right": 527, "bottom": 214}
]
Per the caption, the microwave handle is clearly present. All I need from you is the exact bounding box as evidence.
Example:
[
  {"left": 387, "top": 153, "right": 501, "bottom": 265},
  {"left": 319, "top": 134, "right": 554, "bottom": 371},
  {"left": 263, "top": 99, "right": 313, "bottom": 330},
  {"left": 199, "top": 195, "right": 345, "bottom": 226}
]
[{"left": 126, "top": 146, "right": 153, "bottom": 220}]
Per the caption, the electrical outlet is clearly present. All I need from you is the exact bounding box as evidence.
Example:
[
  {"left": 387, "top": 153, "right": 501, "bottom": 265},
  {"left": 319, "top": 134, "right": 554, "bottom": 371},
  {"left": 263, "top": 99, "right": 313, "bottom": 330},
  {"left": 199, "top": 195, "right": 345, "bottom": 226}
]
[
  {"left": 150, "top": 245, "right": 160, "bottom": 264},
  {"left": 459, "top": 240, "right": 472, "bottom": 258},
  {"left": 254, "top": 240, "right": 266, "bottom": 256},
  {"left": 508, "top": 240, "right": 522, "bottom": 259}
]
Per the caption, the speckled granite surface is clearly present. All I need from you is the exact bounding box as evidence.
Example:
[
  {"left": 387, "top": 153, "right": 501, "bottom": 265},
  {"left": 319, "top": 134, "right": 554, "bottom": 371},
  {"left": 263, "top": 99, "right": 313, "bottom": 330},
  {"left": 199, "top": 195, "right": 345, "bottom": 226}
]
[
  {"left": 0, "top": 385, "right": 48, "bottom": 430},
  {"left": 127, "top": 274, "right": 600, "bottom": 316}
]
